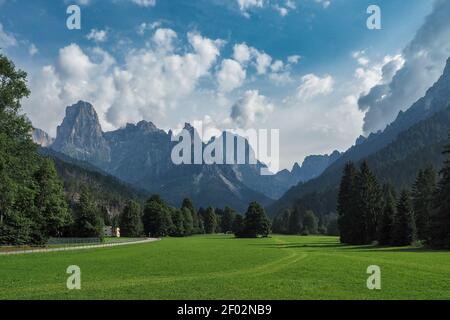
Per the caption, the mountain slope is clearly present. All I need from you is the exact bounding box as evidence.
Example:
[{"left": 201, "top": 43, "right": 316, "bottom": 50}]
[
  {"left": 269, "top": 57, "right": 450, "bottom": 217},
  {"left": 39, "top": 147, "right": 146, "bottom": 216}
]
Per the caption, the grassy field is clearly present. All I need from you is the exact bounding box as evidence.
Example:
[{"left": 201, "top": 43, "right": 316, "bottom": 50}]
[{"left": 0, "top": 235, "right": 449, "bottom": 300}]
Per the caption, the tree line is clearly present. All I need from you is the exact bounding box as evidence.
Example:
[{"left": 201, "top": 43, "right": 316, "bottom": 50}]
[{"left": 337, "top": 134, "right": 450, "bottom": 248}]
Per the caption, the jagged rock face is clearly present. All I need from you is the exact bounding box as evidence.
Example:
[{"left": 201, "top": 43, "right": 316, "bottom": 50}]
[
  {"left": 50, "top": 101, "right": 341, "bottom": 209},
  {"left": 32, "top": 128, "right": 54, "bottom": 147},
  {"left": 52, "top": 101, "right": 110, "bottom": 167},
  {"left": 292, "top": 150, "right": 342, "bottom": 182}
]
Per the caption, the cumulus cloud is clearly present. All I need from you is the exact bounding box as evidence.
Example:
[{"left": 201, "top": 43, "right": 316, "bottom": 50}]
[
  {"left": 217, "top": 59, "right": 246, "bottom": 93},
  {"left": 230, "top": 90, "right": 274, "bottom": 128},
  {"left": 86, "top": 29, "right": 108, "bottom": 42},
  {"left": 23, "top": 29, "right": 223, "bottom": 135},
  {"left": 296, "top": 74, "right": 334, "bottom": 101},
  {"left": 358, "top": 0, "right": 450, "bottom": 134},
  {"left": 132, "top": 0, "right": 156, "bottom": 7}
]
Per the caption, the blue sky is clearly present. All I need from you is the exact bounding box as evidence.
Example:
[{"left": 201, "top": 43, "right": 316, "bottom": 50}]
[{"left": 1, "top": 0, "right": 447, "bottom": 170}]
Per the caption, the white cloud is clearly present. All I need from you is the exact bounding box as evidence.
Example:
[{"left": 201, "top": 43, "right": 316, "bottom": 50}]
[
  {"left": 0, "top": 23, "right": 17, "bottom": 49},
  {"left": 217, "top": 59, "right": 246, "bottom": 93},
  {"left": 86, "top": 29, "right": 108, "bottom": 42},
  {"left": 132, "top": 0, "right": 156, "bottom": 7},
  {"left": 137, "top": 21, "right": 161, "bottom": 35},
  {"left": 315, "top": 0, "right": 331, "bottom": 9},
  {"left": 233, "top": 43, "right": 252, "bottom": 64},
  {"left": 237, "top": 0, "right": 264, "bottom": 17},
  {"left": 288, "top": 55, "right": 301, "bottom": 64},
  {"left": 28, "top": 43, "right": 38, "bottom": 56},
  {"left": 23, "top": 29, "right": 223, "bottom": 135},
  {"left": 230, "top": 90, "right": 274, "bottom": 128},
  {"left": 358, "top": 0, "right": 450, "bottom": 134},
  {"left": 296, "top": 74, "right": 334, "bottom": 101}
]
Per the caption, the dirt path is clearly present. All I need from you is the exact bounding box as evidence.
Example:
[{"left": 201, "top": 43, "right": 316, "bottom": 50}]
[{"left": 0, "top": 238, "right": 160, "bottom": 256}]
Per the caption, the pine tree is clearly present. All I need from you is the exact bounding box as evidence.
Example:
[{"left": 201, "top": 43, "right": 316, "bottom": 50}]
[
  {"left": 119, "top": 200, "right": 143, "bottom": 237},
  {"left": 181, "top": 207, "right": 194, "bottom": 235},
  {"left": 34, "top": 158, "right": 72, "bottom": 241},
  {"left": 391, "top": 190, "right": 416, "bottom": 246},
  {"left": 181, "top": 198, "right": 199, "bottom": 233},
  {"left": 337, "top": 162, "right": 358, "bottom": 244},
  {"left": 412, "top": 167, "right": 437, "bottom": 241},
  {"left": 204, "top": 207, "right": 217, "bottom": 234},
  {"left": 242, "top": 202, "right": 271, "bottom": 238},
  {"left": 429, "top": 134, "right": 450, "bottom": 248},
  {"left": 354, "top": 161, "right": 382, "bottom": 244},
  {"left": 171, "top": 209, "right": 185, "bottom": 237},
  {"left": 377, "top": 184, "right": 396, "bottom": 245}
]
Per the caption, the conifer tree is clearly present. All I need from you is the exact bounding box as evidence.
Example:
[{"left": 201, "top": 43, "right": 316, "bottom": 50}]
[
  {"left": 288, "top": 208, "right": 303, "bottom": 235},
  {"left": 354, "top": 161, "right": 382, "bottom": 244},
  {"left": 242, "top": 202, "right": 271, "bottom": 238},
  {"left": 171, "top": 209, "right": 185, "bottom": 237},
  {"left": 181, "top": 207, "right": 194, "bottom": 235},
  {"left": 377, "top": 184, "right": 396, "bottom": 245},
  {"left": 412, "top": 167, "right": 437, "bottom": 241},
  {"left": 391, "top": 190, "right": 416, "bottom": 246},
  {"left": 182, "top": 198, "right": 199, "bottom": 233},
  {"left": 429, "top": 134, "right": 450, "bottom": 248},
  {"left": 337, "top": 162, "right": 358, "bottom": 244}
]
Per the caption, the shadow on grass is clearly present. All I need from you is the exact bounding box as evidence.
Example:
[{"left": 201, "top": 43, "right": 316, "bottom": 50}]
[{"left": 249, "top": 241, "right": 450, "bottom": 253}]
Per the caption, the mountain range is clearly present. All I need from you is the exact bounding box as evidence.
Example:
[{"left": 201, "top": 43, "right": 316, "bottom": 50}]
[
  {"left": 268, "top": 56, "right": 450, "bottom": 217},
  {"left": 34, "top": 102, "right": 341, "bottom": 211}
]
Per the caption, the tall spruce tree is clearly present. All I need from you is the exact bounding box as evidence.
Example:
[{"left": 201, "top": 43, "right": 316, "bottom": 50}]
[
  {"left": 119, "top": 200, "right": 143, "bottom": 237},
  {"left": 337, "top": 162, "right": 358, "bottom": 244},
  {"left": 242, "top": 202, "right": 271, "bottom": 238},
  {"left": 181, "top": 207, "right": 194, "bottom": 236},
  {"left": 181, "top": 198, "right": 199, "bottom": 233},
  {"left": 412, "top": 167, "right": 437, "bottom": 241},
  {"left": 171, "top": 209, "right": 186, "bottom": 237},
  {"left": 377, "top": 184, "right": 396, "bottom": 245},
  {"left": 391, "top": 190, "right": 416, "bottom": 246},
  {"left": 354, "top": 161, "right": 382, "bottom": 244},
  {"left": 288, "top": 208, "right": 303, "bottom": 235},
  {"left": 429, "top": 133, "right": 450, "bottom": 248}
]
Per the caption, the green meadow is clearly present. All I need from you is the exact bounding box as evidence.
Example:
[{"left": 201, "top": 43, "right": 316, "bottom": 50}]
[{"left": 1, "top": 235, "right": 449, "bottom": 300}]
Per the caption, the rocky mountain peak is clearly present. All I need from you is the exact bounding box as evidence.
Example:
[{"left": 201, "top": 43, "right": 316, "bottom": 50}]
[{"left": 51, "top": 101, "right": 110, "bottom": 166}]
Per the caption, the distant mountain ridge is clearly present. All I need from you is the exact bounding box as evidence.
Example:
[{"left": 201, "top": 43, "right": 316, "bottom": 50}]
[
  {"left": 268, "top": 56, "right": 450, "bottom": 217},
  {"left": 40, "top": 101, "right": 340, "bottom": 211}
]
